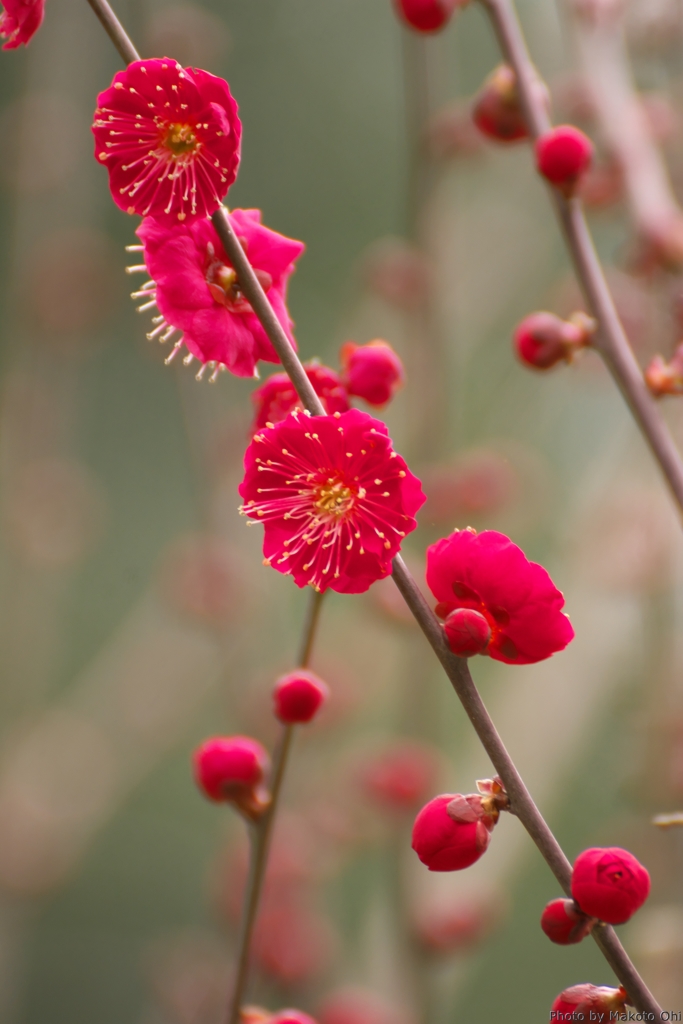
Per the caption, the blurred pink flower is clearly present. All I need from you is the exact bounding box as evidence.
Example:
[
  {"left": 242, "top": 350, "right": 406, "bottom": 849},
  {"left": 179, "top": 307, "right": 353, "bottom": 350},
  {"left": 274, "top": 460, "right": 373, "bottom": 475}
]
[
  {"left": 0, "top": 0, "right": 44, "bottom": 49},
  {"left": 360, "top": 740, "right": 439, "bottom": 811},
  {"left": 239, "top": 409, "right": 425, "bottom": 593},
  {"left": 135, "top": 209, "right": 304, "bottom": 378},
  {"left": 93, "top": 58, "right": 240, "bottom": 223}
]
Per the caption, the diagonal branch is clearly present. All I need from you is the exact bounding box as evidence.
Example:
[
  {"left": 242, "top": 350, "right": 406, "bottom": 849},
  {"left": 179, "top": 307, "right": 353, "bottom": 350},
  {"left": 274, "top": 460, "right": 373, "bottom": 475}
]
[
  {"left": 81, "top": 1, "right": 663, "bottom": 1016},
  {"left": 481, "top": 0, "right": 683, "bottom": 518}
]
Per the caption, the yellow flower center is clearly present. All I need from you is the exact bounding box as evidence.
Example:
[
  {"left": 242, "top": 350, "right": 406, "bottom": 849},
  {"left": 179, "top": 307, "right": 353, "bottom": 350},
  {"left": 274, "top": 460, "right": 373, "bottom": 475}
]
[
  {"left": 314, "top": 478, "right": 356, "bottom": 517},
  {"left": 164, "top": 123, "right": 199, "bottom": 156}
]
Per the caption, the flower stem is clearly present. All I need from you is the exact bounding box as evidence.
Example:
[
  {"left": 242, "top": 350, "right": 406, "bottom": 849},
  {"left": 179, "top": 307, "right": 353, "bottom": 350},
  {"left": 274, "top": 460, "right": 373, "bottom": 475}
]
[
  {"left": 225, "top": 588, "right": 325, "bottom": 1024},
  {"left": 83, "top": 2, "right": 663, "bottom": 1015},
  {"left": 480, "top": 0, "right": 683, "bottom": 519}
]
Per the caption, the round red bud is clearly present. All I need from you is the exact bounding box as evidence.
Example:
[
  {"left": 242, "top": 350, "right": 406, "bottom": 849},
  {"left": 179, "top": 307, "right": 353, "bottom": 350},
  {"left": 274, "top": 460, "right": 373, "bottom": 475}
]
[
  {"left": 339, "top": 340, "right": 405, "bottom": 407},
  {"left": 443, "top": 607, "right": 491, "bottom": 657},
  {"left": 513, "top": 311, "right": 594, "bottom": 371},
  {"left": 571, "top": 847, "right": 650, "bottom": 925},
  {"left": 535, "top": 125, "right": 593, "bottom": 193},
  {"left": 271, "top": 1011, "right": 319, "bottom": 1024},
  {"left": 472, "top": 65, "right": 527, "bottom": 143},
  {"left": 392, "top": 0, "right": 458, "bottom": 33},
  {"left": 412, "top": 794, "right": 492, "bottom": 871},
  {"left": 540, "top": 897, "right": 594, "bottom": 945},
  {"left": 273, "top": 670, "right": 329, "bottom": 724},
  {"left": 193, "top": 735, "right": 269, "bottom": 802},
  {"left": 551, "top": 985, "right": 628, "bottom": 1019}
]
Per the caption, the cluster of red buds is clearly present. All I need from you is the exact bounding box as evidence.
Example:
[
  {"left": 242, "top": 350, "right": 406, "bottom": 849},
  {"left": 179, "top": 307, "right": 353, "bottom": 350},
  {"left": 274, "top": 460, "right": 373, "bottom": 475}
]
[
  {"left": 411, "top": 777, "right": 509, "bottom": 871},
  {"left": 541, "top": 846, "right": 650, "bottom": 946},
  {"left": 471, "top": 65, "right": 593, "bottom": 197},
  {"left": 193, "top": 670, "right": 329, "bottom": 819},
  {"left": 645, "top": 342, "right": 683, "bottom": 397},
  {"left": 514, "top": 311, "right": 596, "bottom": 371},
  {"left": 251, "top": 340, "right": 404, "bottom": 430}
]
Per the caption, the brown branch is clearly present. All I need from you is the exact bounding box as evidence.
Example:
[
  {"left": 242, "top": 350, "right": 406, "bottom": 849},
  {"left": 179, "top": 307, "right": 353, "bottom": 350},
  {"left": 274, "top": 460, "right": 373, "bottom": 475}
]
[
  {"left": 481, "top": 0, "right": 683, "bottom": 520},
  {"left": 84, "top": 0, "right": 140, "bottom": 63},
  {"left": 82, "top": 0, "right": 664, "bottom": 1015},
  {"left": 390, "top": 556, "right": 663, "bottom": 1019},
  {"left": 225, "top": 588, "right": 325, "bottom": 1024}
]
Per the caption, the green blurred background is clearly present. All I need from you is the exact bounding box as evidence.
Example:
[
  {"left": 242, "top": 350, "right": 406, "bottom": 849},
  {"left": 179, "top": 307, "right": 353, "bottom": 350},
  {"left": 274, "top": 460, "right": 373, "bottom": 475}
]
[{"left": 1, "top": 0, "right": 683, "bottom": 1022}]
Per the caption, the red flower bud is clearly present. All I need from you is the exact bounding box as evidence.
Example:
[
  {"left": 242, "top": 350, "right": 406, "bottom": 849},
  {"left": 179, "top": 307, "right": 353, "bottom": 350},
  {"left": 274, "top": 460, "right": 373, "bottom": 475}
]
[
  {"left": 540, "top": 898, "right": 594, "bottom": 945},
  {"left": 193, "top": 736, "right": 270, "bottom": 818},
  {"left": 411, "top": 793, "right": 497, "bottom": 871},
  {"left": 392, "top": 0, "right": 458, "bottom": 33},
  {"left": 535, "top": 125, "right": 593, "bottom": 194},
  {"left": 339, "top": 340, "right": 404, "bottom": 407},
  {"left": 273, "top": 670, "right": 329, "bottom": 724},
  {"left": 571, "top": 847, "right": 650, "bottom": 925},
  {"left": 551, "top": 984, "right": 628, "bottom": 1019},
  {"left": 472, "top": 65, "right": 528, "bottom": 143},
  {"left": 514, "top": 311, "right": 595, "bottom": 370},
  {"left": 443, "top": 607, "right": 492, "bottom": 657}
]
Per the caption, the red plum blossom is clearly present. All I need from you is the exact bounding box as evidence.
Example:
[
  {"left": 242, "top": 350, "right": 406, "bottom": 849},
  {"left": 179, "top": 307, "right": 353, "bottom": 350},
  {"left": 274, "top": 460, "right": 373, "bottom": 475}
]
[
  {"left": 426, "top": 528, "right": 574, "bottom": 664},
  {"left": 93, "top": 58, "right": 241, "bottom": 223},
  {"left": 239, "top": 409, "right": 425, "bottom": 594},
  {"left": 134, "top": 209, "right": 304, "bottom": 378},
  {"left": 0, "top": 0, "right": 44, "bottom": 48}
]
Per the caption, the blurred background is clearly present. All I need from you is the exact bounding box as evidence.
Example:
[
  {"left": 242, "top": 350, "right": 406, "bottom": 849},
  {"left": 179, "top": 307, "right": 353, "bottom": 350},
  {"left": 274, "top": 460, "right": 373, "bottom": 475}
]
[{"left": 1, "top": 0, "right": 683, "bottom": 1021}]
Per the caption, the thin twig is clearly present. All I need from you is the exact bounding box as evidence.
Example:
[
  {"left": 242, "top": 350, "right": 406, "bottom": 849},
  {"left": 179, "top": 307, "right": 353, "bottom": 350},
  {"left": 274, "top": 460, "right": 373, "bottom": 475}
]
[
  {"left": 84, "top": 0, "right": 140, "bottom": 63},
  {"left": 84, "top": 1, "right": 663, "bottom": 1014},
  {"left": 481, "top": 0, "right": 683, "bottom": 519},
  {"left": 226, "top": 587, "right": 325, "bottom": 1024}
]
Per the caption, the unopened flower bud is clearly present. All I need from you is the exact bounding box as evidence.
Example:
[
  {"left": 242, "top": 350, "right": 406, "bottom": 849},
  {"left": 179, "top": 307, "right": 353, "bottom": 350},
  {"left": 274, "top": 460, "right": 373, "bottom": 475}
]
[
  {"left": 273, "top": 670, "right": 329, "bottom": 724},
  {"left": 193, "top": 735, "right": 270, "bottom": 819},
  {"left": 392, "top": 0, "right": 459, "bottom": 33},
  {"left": 535, "top": 125, "right": 594, "bottom": 194},
  {"left": 540, "top": 898, "right": 595, "bottom": 944},
  {"left": 645, "top": 342, "right": 683, "bottom": 397},
  {"left": 411, "top": 791, "right": 500, "bottom": 871},
  {"left": 514, "top": 311, "right": 595, "bottom": 370},
  {"left": 472, "top": 65, "right": 528, "bottom": 143},
  {"left": 571, "top": 847, "right": 650, "bottom": 925},
  {"left": 551, "top": 984, "right": 628, "bottom": 1019},
  {"left": 443, "top": 607, "right": 491, "bottom": 657},
  {"left": 339, "top": 340, "right": 404, "bottom": 407}
]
